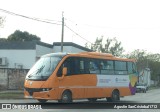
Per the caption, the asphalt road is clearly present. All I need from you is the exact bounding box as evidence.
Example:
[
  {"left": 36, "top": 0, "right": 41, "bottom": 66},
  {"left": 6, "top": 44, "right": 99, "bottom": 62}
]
[{"left": 0, "top": 88, "right": 160, "bottom": 112}]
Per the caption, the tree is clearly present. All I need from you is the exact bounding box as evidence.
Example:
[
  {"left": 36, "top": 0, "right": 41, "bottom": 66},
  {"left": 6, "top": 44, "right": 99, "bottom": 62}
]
[
  {"left": 8, "top": 30, "right": 41, "bottom": 41},
  {"left": 0, "top": 38, "right": 8, "bottom": 42},
  {"left": 90, "top": 37, "right": 104, "bottom": 52},
  {"left": 106, "top": 37, "right": 124, "bottom": 56},
  {"left": 126, "top": 49, "right": 160, "bottom": 82},
  {"left": 87, "top": 37, "right": 124, "bottom": 57},
  {"left": 125, "top": 49, "right": 148, "bottom": 72},
  {"left": 147, "top": 53, "right": 160, "bottom": 82},
  {"left": 149, "top": 60, "right": 160, "bottom": 82}
]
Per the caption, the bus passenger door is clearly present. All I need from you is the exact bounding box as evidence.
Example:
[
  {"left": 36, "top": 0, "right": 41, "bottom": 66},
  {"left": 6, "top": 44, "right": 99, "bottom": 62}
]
[
  {"left": 56, "top": 57, "right": 85, "bottom": 99},
  {"left": 84, "top": 59, "right": 100, "bottom": 98}
]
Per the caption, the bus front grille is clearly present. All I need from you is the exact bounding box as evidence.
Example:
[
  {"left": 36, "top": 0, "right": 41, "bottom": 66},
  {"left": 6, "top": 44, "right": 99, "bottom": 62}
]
[{"left": 24, "top": 88, "right": 52, "bottom": 96}]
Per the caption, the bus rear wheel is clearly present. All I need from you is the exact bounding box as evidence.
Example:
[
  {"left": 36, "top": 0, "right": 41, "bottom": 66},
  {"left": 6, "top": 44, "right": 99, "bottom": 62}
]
[
  {"left": 107, "top": 90, "right": 120, "bottom": 102},
  {"left": 37, "top": 99, "right": 48, "bottom": 103},
  {"left": 59, "top": 90, "right": 72, "bottom": 103}
]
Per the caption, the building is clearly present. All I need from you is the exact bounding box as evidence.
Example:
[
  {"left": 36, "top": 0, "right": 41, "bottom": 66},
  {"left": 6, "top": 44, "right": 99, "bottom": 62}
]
[
  {"left": 0, "top": 41, "right": 53, "bottom": 69},
  {"left": 53, "top": 42, "right": 92, "bottom": 53},
  {"left": 0, "top": 41, "right": 91, "bottom": 69},
  {"left": 0, "top": 41, "right": 92, "bottom": 89}
]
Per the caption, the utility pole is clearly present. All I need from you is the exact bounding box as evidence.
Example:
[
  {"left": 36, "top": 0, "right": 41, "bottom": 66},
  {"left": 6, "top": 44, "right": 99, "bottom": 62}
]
[{"left": 61, "top": 12, "right": 64, "bottom": 52}]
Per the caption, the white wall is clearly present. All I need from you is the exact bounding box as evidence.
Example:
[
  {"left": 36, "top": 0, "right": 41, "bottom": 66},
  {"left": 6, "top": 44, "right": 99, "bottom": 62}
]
[
  {"left": 36, "top": 45, "right": 53, "bottom": 57},
  {"left": 0, "top": 50, "right": 36, "bottom": 69},
  {"left": 0, "top": 43, "right": 89, "bottom": 70},
  {"left": 53, "top": 46, "right": 87, "bottom": 53},
  {"left": 139, "top": 68, "right": 151, "bottom": 86}
]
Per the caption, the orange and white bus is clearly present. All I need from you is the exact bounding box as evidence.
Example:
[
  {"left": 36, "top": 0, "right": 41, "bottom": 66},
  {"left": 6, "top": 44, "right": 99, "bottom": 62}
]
[{"left": 24, "top": 52, "right": 138, "bottom": 103}]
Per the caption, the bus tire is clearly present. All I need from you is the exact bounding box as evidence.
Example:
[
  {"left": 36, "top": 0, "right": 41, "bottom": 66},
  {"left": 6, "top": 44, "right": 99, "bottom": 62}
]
[
  {"left": 60, "top": 90, "right": 72, "bottom": 103},
  {"left": 37, "top": 99, "right": 48, "bottom": 103},
  {"left": 107, "top": 90, "right": 120, "bottom": 102},
  {"left": 88, "top": 98, "right": 97, "bottom": 102}
]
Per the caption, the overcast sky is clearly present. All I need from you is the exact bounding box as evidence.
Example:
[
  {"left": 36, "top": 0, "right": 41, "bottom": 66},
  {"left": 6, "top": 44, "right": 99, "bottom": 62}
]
[{"left": 0, "top": 0, "right": 160, "bottom": 53}]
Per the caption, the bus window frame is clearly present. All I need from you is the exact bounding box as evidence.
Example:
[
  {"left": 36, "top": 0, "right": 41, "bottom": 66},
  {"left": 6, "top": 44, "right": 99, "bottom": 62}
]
[
  {"left": 114, "top": 60, "right": 128, "bottom": 75},
  {"left": 56, "top": 56, "right": 137, "bottom": 77}
]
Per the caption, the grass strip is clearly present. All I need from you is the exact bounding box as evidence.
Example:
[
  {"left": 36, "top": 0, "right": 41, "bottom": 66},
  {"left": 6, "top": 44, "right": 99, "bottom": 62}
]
[{"left": 0, "top": 91, "right": 24, "bottom": 99}]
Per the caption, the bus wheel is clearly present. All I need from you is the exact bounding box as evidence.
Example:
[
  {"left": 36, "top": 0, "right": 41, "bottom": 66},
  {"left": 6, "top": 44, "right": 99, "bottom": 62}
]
[
  {"left": 37, "top": 99, "right": 48, "bottom": 103},
  {"left": 107, "top": 90, "right": 120, "bottom": 102},
  {"left": 88, "top": 98, "right": 97, "bottom": 102},
  {"left": 60, "top": 90, "right": 72, "bottom": 103}
]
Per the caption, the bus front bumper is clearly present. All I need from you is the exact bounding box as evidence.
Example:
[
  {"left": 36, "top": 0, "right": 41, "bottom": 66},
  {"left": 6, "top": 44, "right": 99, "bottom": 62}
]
[{"left": 24, "top": 88, "right": 58, "bottom": 100}]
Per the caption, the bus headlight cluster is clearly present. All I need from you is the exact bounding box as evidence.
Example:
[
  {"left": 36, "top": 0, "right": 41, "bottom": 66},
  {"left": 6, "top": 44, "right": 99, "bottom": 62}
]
[{"left": 42, "top": 88, "right": 51, "bottom": 91}]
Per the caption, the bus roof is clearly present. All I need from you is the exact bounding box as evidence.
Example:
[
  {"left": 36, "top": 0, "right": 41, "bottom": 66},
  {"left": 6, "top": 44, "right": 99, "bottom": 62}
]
[
  {"left": 80, "top": 52, "right": 114, "bottom": 57},
  {"left": 78, "top": 52, "right": 135, "bottom": 62},
  {"left": 42, "top": 52, "right": 135, "bottom": 62},
  {"left": 42, "top": 52, "right": 67, "bottom": 57}
]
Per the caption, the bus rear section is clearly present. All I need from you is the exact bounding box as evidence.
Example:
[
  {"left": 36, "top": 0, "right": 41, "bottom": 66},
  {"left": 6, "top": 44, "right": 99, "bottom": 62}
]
[{"left": 24, "top": 52, "right": 138, "bottom": 103}]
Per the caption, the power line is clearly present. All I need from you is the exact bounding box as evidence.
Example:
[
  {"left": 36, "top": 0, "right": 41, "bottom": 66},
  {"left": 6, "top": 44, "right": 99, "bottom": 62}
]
[
  {"left": 65, "top": 25, "right": 93, "bottom": 44},
  {"left": 0, "top": 8, "right": 93, "bottom": 45},
  {"left": 0, "top": 8, "right": 61, "bottom": 25},
  {"left": 42, "top": 18, "right": 61, "bottom": 23}
]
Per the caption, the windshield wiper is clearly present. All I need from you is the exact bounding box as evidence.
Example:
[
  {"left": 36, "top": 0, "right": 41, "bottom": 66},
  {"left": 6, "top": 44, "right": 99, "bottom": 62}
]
[
  {"left": 28, "top": 65, "right": 45, "bottom": 78},
  {"left": 36, "top": 65, "right": 45, "bottom": 74}
]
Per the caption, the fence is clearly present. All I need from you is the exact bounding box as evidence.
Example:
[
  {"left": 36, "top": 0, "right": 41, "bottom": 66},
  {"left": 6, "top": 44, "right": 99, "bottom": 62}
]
[{"left": 0, "top": 68, "right": 29, "bottom": 90}]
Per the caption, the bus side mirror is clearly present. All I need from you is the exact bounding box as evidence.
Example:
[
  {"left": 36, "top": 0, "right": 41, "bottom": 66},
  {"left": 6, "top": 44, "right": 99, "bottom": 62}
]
[
  {"left": 58, "top": 67, "right": 67, "bottom": 80},
  {"left": 62, "top": 67, "right": 67, "bottom": 76}
]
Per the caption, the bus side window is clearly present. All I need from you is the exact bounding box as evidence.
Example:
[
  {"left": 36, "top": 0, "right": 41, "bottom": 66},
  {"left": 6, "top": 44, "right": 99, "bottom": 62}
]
[
  {"left": 115, "top": 61, "right": 127, "bottom": 75},
  {"left": 127, "top": 62, "right": 133, "bottom": 74},
  {"left": 132, "top": 62, "right": 137, "bottom": 73},
  {"left": 78, "top": 58, "right": 90, "bottom": 74},
  {"left": 89, "top": 59, "right": 100, "bottom": 74},
  {"left": 100, "top": 60, "right": 114, "bottom": 75},
  {"left": 79, "top": 59, "right": 85, "bottom": 74},
  {"left": 83, "top": 58, "right": 90, "bottom": 74},
  {"left": 65, "top": 57, "right": 80, "bottom": 76},
  {"left": 57, "top": 57, "right": 73, "bottom": 77},
  {"left": 57, "top": 65, "right": 63, "bottom": 77},
  {"left": 127, "top": 62, "right": 137, "bottom": 74}
]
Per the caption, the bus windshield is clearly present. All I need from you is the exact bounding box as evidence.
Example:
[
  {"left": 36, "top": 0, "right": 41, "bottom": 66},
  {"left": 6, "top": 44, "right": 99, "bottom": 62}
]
[{"left": 26, "top": 56, "right": 62, "bottom": 81}]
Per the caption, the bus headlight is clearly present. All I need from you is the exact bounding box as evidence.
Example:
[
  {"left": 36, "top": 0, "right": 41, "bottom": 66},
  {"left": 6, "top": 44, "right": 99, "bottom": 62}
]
[{"left": 42, "top": 88, "right": 52, "bottom": 91}]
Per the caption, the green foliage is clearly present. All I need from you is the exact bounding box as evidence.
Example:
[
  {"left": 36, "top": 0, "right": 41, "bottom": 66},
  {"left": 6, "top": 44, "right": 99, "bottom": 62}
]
[
  {"left": 0, "top": 38, "right": 8, "bottom": 42},
  {"left": 125, "top": 49, "right": 148, "bottom": 71},
  {"left": 88, "top": 37, "right": 124, "bottom": 57},
  {"left": 0, "top": 92, "right": 23, "bottom": 99},
  {"left": 126, "top": 49, "right": 160, "bottom": 81},
  {"left": 8, "top": 30, "right": 40, "bottom": 41},
  {"left": 149, "top": 61, "right": 160, "bottom": 80},
  {"left": 90, "top": 37, "right": 103, "bottom": 52},
  {"left": 108, "top": 38, "right": 124, "bottom": 56}
]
